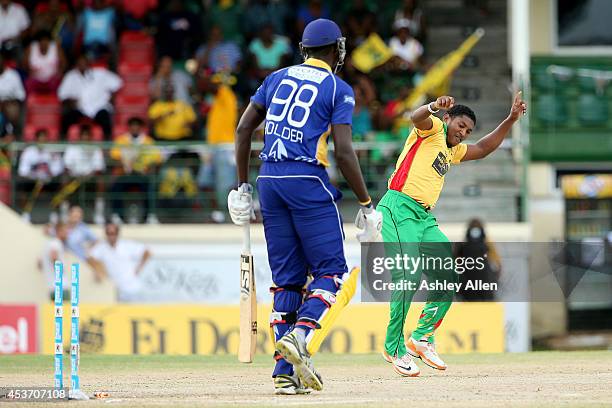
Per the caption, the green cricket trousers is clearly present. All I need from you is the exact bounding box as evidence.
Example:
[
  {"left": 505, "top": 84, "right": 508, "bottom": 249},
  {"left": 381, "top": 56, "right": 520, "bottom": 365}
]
[{"left": 377, "top": 189, "right": 457, "bottom": 357}]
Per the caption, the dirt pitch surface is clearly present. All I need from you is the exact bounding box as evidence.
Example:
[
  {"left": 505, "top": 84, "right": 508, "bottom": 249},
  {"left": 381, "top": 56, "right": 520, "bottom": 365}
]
[{"left": 1, "top": 352, "right": 611, "bottom": 407}]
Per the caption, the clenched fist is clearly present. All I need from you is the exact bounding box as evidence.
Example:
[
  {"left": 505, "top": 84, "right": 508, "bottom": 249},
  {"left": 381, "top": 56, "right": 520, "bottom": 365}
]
[{"left": 433, "top": 95, "right": 455, "bottom": 110}]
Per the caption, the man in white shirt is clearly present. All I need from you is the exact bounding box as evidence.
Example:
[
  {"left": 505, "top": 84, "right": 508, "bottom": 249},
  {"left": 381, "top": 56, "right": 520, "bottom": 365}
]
[
  {"left": 63, "top": 125, "right": 106, "bottom": 177},
  {"left": 389, "top": 18, "right": 424, "bottom": 71},
  {"left": 58, "top": 54, "right": 123, "bottom": 138},
  {"left": 18, "top": 128, "right": 64, "bottom": 181},
  {"left": 63, "top": 125, "right": 107, "bottom": 223},
  {"left": 87, "top": 223, "right": 151, "bottom": 302},
  {"left": 0, "top": 0, "right": 29, "bottom": 55},
  {"left": 40, "top": 222, "right": 69, "bottom": 300},
  {"left": 0, "top": 50, "right": 25, "bottom": 137}
]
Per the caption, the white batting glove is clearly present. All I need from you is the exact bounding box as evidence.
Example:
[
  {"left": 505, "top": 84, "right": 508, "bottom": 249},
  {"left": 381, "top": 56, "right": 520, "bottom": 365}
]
[
  {"left": 355, "top": 204, "right": 383, "bottom": 242},
  {"left": 227, "top": 183, "right": 254, "bottom": 226}
]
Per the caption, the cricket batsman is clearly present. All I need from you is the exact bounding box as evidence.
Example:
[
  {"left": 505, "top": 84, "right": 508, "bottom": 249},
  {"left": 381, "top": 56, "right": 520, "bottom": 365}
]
[
  {"left": 227, "top": 19, "right": 383, "bottom": 394},
  {"left": 380, "top": 93, "right": 527, "bottom": 377}
]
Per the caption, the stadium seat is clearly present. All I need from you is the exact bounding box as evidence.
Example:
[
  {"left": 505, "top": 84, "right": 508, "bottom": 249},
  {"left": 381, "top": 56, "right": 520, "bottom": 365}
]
[
  {"left": 23, "top": 124, "right": 60, "bottom": 142},
  {"left": 113, "top": 124, "right": 128, "bottom": 139},
  {"left": 577, "top": 93, "right": 609, "bottom": 126},
  {"left": 119, "top": 48, "right": 155, "bottom": 65},
  {"left": 116, "top": 94, "right": 150, "bottom": 107},
  {"left": 534, "top": 94, "right": 568, "bottom": 125},
  {"left": 120, "top": 31, "right": 154, "bottom": 48},
  {"left": 26, "top": 94, "right": 60, "bottom": 113},
  {"left": 66, "top": 124, "right": 104, "bottom": 142},
  {"left": 118, "top": 62, "right": 153, "bottom": 82},
  {"left": 117, "top": 82, "right": 149, "bottom": 97},
  {"left": 532, "top": 68, "right": 560, "bottom": 92}
]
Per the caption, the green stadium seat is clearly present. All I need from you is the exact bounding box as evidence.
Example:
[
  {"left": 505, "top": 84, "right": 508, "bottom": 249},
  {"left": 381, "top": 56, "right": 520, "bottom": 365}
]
[
  {"left": 577, "top": 93, "right": 609, "bottom": 126},
  {"left": 534, "top": 94, "right": 568, "bottom": 125},
  {"left": 532, "top": 69, "right": 559, "bottom": 92}
]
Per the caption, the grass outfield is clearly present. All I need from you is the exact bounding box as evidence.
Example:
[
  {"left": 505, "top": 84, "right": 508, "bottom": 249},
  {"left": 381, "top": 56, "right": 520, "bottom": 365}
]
[{"left": 1, "top": 352, "right": 612, "bottom": 407}]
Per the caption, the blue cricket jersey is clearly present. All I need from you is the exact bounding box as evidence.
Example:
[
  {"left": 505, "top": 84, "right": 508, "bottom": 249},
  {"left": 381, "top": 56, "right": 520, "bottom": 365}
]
[{"left": 250, "top": 58, "right": 355, "bottom": 168}]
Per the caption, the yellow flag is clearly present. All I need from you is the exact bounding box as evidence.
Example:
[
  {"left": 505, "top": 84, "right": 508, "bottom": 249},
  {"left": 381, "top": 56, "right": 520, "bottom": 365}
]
[
  {"left": 400, "top": 28, "right": 485, "bottom": 112},
  {"left": 351, "top": 33, "right": 394, "bottom": 74}
]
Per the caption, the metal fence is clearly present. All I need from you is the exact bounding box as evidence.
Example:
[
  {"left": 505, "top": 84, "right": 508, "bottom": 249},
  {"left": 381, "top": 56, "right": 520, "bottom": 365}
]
[{"left": 1, "top": 139, "right": 405, "bottom": 224}]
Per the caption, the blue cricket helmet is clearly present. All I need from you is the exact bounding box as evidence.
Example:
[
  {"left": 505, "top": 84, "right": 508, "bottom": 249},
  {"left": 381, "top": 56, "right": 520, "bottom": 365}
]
[{"left": 300, "top": 18, "right": 346, "bottom": 73}]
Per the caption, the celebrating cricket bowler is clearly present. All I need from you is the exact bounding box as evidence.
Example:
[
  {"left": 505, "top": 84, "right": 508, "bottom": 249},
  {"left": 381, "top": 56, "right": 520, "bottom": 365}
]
[
  {"left": 379, "top": 93, "right": 527, "bottom": 376},
  {"left": 227, "top": 19, "right": 383, "bottom": 394}
]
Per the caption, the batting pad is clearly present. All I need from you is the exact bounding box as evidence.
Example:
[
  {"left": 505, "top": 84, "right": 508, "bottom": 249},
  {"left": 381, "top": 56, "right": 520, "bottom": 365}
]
[{"left": 307, "top": 266, "right": 359, "bottom": 355}]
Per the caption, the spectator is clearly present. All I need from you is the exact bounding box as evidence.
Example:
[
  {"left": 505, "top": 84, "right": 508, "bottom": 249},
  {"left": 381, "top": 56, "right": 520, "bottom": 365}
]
[
  {"left": 109, "top": 117, "right": 161, "bottom": 223},
  {"left": 156, "top": 0, "right": 201, "bottom": 61},
  {"left": 63, "top": 124, "right": 106, "bottom": 224},
  {"left": 87, "top": 223, "right": 151, "bottom": 302},
  {"left": 389, "top": 19, "right": 424, "bottom": 72},
  {"left": 393, "top": 0, "right": 425, "bottom": 43},
  {"left": 352, "top": 85, "right": 373, "bottom": 140},
  {"left": 148, "top": 85, "right": 196, "bottom": 141},
  {"left": 241, "top": 0, "right": 290, "bottom": 44},
  {"left": 18, "top": 128, "right": 64, "bottom": 181},
  {"left": 0, "top": 0, "right": 30, "bottom": 58},
  {"left": 24, "top": 30, "right": 66, "bottom": 95},
  {"left": 248, "top": 24, "right": 291, "bottom": 79},
  {"left": 345, "top": 0, "right": 378, "bottom": 49},
  {"left": 64, "top": 205, "right": 98, "bottom": 260},
  {"left": 195, "top": 25, "right": 241, "bottom": 74},
  {"left": 40, "top": 222, "right": 69, "bottom": 300},
  {"left": 58, "top": 54, "right": 123, "bottom": 138},
  {"left": 454, "top": 219, "right": 502, "bottom": 301},
  {"left": 296, "top": 0, "right": 330, "bottom": 38},
  {"left": 197, "top": 72, "right": 237, "bottom": 222},
  {"left": 0, "top": 50, "right": 25, "bottom": 137},
  {"left": 381, "top": 84, "right": 412, "bottom": 131},
  {"left": 32, "top": 0, "right": 76, "bottom": 60},
  {"left": 149, "top": 55, "right": 193, "bottom": 103},
  {"left": 206, "top": 0, "right": 243, "bottom": 45},
  {"left": 78, "top": 0, "right": 116, "bottom": 61}
]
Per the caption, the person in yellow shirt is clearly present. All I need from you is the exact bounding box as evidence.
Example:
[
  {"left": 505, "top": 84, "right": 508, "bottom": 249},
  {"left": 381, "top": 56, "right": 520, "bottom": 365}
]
[
  {"left": 379, "top": 92, "right": 526, "bottom": 377},
  {"left": 197, "top": 72, "right": 238, "bottom": 222},
  {"left": 109, "top": 117, "right": 162, "bottom": 223},
  {"left": 148, "top": 85, "right": 197, "bottom": 140}
]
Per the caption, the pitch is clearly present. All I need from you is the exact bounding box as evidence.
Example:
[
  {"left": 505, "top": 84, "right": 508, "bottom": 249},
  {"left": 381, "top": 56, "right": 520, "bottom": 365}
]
[{"left": 1, "top": 352, "right": 611, "bottom": 407}]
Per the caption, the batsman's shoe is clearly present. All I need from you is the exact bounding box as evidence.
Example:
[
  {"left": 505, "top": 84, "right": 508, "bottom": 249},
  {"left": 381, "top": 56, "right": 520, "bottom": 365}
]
[
  {"left": 391, "top": 353, "right": 420, "bottom": 377},
  {"left": 273, "top": 374, "right": 312, "bottom": 395},
  {"left": 407, "top": 337, "right": 447, "bottom": 370},
  {"left": 275, "top": 332, "right": 323, "bottom": 391},
  {"left": 382, "top": 349, "right": 393, "bottom": 363}
]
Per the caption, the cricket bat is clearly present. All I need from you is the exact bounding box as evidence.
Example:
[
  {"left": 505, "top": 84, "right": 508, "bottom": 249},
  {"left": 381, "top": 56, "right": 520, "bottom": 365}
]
[{"left": 239, "top": 223, "right": 257, "bottom": 363}]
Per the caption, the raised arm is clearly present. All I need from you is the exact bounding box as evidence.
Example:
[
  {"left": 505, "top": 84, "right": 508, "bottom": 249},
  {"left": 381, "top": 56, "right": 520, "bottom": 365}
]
[
  {"left": 462, "top": 91, "right": 526, "bottom": 162},
  {"left": 411, "top": 95, "right": 455, "bottom": 131},
  {"left": 331, "top": 124, "right": 371, "bottom": 205},
  {"left": 235, "top": 102, "right": 265, "bottom": 183}
]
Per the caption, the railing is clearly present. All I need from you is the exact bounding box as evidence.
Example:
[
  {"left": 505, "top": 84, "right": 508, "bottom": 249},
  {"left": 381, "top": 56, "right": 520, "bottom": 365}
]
[
  {"left": 1, "top": 138, "right": 406, "bottom": 224},
  {"left": 1, "top": 137, "right": 522, "bottom": 224}
]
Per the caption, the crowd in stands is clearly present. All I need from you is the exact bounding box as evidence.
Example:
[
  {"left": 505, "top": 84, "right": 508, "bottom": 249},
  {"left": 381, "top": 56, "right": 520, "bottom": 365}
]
[{"left": 1, "top": 0, "right": 433, "bottom": 223}]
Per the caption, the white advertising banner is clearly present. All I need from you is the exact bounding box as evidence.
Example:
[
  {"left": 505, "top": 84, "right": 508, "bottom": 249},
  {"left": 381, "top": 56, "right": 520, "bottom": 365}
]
[{"left": 133, "top": 242, "right": 362, "bottom": 304}]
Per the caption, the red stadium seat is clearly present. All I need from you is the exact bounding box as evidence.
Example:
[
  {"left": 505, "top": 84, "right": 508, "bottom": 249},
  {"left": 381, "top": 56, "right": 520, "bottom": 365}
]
[
  {"left": 26, "top": 113, "right": 60, "bottom": 129},
  {"left": 26, "top": 94, "right": 60, "bottom": 113},
  {"left": 118, "top": 62, "right": 153, "bottom": 82},
  {"left": 23, "top": 124, "right": 60, "bottom": 142},
  {"left": 116, "top": 94, "right": 150, "bottom": 107},
  {"left": 117, "top": 82, "right": 149, "bottom": 97},
  {"left": 119, "top": 48, "right": 154, "bottom": 65},
  {"left": 113, "top": 124, "right": 128, "bottom": 139},
  {"left": 120, "top": 31, "right": 154, "bottom": 48},
  {"left": 66, "top": 124, "right": 104, "bottom": 142}
]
